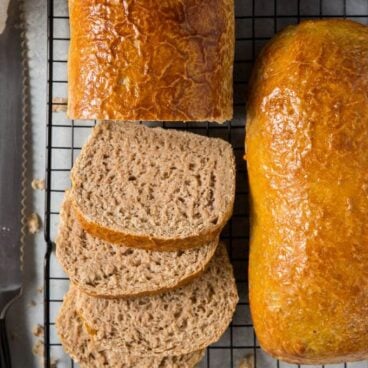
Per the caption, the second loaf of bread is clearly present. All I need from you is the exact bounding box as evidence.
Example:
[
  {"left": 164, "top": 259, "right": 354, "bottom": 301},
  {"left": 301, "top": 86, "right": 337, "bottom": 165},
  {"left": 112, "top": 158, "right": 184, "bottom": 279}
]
[
  {"left": 247, "top": 20, "right": 368, "bottom": 364},
  {"left": 68, "top": 0, "right": 234, "bottom": 122}
]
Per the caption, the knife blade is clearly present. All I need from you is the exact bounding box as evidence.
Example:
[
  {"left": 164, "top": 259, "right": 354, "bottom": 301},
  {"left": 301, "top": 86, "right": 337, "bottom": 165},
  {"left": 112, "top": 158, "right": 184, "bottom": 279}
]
[{"left": 0, "top": 0, "right": 26, "bottom": 366}]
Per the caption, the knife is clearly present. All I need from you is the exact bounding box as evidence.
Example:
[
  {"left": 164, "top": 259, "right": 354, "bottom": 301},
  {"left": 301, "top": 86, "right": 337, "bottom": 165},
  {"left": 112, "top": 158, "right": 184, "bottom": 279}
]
[{"left": 0, "top": 0, "right": 27, "bottom": 366}]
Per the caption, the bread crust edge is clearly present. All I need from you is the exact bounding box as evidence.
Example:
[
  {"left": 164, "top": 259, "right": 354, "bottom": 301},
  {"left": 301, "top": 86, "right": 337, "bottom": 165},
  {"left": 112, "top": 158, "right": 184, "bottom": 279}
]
[
  {"left": 261, "top": 346, "right": 368, "bottom": 365},
  {"left": 72, "top": 199, "right": 233, "bottom": 251},
  {"left": 56, "top": 240, "right": 218, "bottom": 299}
]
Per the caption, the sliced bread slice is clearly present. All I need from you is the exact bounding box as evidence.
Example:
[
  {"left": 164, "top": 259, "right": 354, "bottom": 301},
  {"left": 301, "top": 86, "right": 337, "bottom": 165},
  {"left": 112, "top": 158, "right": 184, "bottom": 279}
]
[
  {"left": 75, "top": 243, "right": 238, "bottom": 356},
  {"left": 71, "top": 121, "right": 236, "bottom": 251},
  {"left": 56, "top": 192, "right": 218, "bottom": 298},
  {"left": 56, "top": 289, "right": 205, "bottom": 368}
]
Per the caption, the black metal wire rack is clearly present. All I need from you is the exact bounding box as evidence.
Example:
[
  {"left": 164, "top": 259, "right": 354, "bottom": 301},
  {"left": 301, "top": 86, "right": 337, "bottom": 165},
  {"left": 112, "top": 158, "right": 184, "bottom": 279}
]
[{"left": 44, "top": 0, "right": 368, "bottom": 367}]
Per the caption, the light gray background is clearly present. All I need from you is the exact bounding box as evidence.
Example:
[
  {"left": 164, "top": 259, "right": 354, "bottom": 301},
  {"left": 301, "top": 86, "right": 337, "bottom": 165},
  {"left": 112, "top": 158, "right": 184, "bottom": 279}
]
[
  {"left": 5, "top": 0, "right": 368, "bottom": 367},
  {"left": 6, "top": 0, "right": 47, "bottom": 367}
]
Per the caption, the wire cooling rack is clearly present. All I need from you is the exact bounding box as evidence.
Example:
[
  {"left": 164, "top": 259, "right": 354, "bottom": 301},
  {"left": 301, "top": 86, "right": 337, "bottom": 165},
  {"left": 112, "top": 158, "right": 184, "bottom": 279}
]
[{"left": 44, "top": 0, "right": 368, "bottom": 367}]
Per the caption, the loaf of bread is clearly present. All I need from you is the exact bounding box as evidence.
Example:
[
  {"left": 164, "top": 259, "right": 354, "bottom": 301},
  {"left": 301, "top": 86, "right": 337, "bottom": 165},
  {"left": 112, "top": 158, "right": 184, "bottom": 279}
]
[
  {"left": 246, "top": 20, "right": 368, "bottom": 364},
  {"left": 68, "top": 0, "right": 234, "bottom": 122},
  {"left": 56, "top": 193, "right": 218, "bottom": 298},
  {"left": 71, "top": 121, "right": 235, "bottom": 251},
  {"left": 56, "top": 289, "right": 205, "bottom": 368},
  {"left": 74, "top": 243, "right": 238, "bottom": 356}
]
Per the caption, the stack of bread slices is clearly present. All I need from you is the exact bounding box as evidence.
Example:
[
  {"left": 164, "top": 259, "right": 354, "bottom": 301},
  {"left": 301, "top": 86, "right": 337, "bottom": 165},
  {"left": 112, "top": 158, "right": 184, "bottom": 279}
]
[{"left": 56, "top": 121, "right": 238, "bottom": 368}]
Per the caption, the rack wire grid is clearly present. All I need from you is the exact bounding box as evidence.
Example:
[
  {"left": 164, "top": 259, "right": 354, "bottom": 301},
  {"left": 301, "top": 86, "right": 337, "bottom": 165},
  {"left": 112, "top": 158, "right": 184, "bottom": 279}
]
[{"left": 44, "top": 0, "right": 368, "bottom": 367}]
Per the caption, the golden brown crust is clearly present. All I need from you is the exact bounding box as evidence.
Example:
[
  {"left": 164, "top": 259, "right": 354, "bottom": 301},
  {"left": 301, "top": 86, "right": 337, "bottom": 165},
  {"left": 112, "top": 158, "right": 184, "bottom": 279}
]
[
  {"left": 266, "top": 353, "right": 368, "bottom": 365},
  {"left": 246, "top": 20, "right": 368, "bottom": 364},
  {"left": 67, "top": 0, "right": 234, "bottom": 123},
  {"left": 72, "top": 199, "right": 232, "bottom": 251}
]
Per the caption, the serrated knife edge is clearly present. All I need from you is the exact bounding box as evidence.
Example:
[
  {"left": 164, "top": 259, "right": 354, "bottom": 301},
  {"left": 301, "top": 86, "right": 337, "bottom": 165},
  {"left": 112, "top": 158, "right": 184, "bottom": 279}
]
[
  {"left": 19, "top": 2, "right": 29, "bottom": 276},
  {"left": 0, "top": 1, "right": 29, "bottom": 366}
]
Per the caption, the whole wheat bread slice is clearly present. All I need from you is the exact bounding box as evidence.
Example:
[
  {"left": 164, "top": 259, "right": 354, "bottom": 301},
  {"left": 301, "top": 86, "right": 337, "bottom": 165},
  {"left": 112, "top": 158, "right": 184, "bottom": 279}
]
[
  {"left": 71, "top": 122, "right": 236, "bottom": 251},
  {"left": 75, "top": 243, "right": 238, "bottom": 356},
  {"left": 56, "top": 192, "right": 218, "bottom": 298},
  {"left": 56, "top": 289, "right": 205, "bottom": 368}
]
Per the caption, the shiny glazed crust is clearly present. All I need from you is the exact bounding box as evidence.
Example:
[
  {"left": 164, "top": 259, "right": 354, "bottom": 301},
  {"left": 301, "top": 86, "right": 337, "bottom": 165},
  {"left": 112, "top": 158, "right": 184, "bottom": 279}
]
[
  {"left": 67, "top": 0, "right": 234, "bottom": 123},
  {"left": 246, "top": 20, "right": 368, "bottom": 364}
]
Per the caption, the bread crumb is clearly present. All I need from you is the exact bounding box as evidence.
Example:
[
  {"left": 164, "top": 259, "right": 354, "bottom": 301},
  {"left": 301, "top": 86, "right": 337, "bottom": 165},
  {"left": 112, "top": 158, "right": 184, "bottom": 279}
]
[
  {"left": 33, "top": 338, "right": 57, "bottom": 367},
  {"left": 37, "top": 286, "right": 43, "bottom": 294},
  {"left": 36, "top": 356, "right": 57, "bottom": 367},
  {"left": 52, "top": 97, "right": 67, "bottom": 112},
  {"left": 27, "top": 213, "right": 42, "bottom": 234},
  {"left": 32, "top": 339, "right": 44, "bottom": 357},
  {"left": 31, "top": 178, "right": 45, "bottom": 191},
  {"left": 237, "top": 354, "right": 254, "bottom": 368},
  {"left": 29, "top": 300, "right": 37, "bottom": 307},
  {"left": 32, "top": 324, "right": 44, "bottom": 337}
]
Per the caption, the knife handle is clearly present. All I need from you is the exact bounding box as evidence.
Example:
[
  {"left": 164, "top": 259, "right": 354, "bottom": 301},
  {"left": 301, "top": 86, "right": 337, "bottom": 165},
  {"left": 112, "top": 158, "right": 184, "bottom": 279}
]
[{"left": 0, "top": 318, "right": 11, "bottom": 368}]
